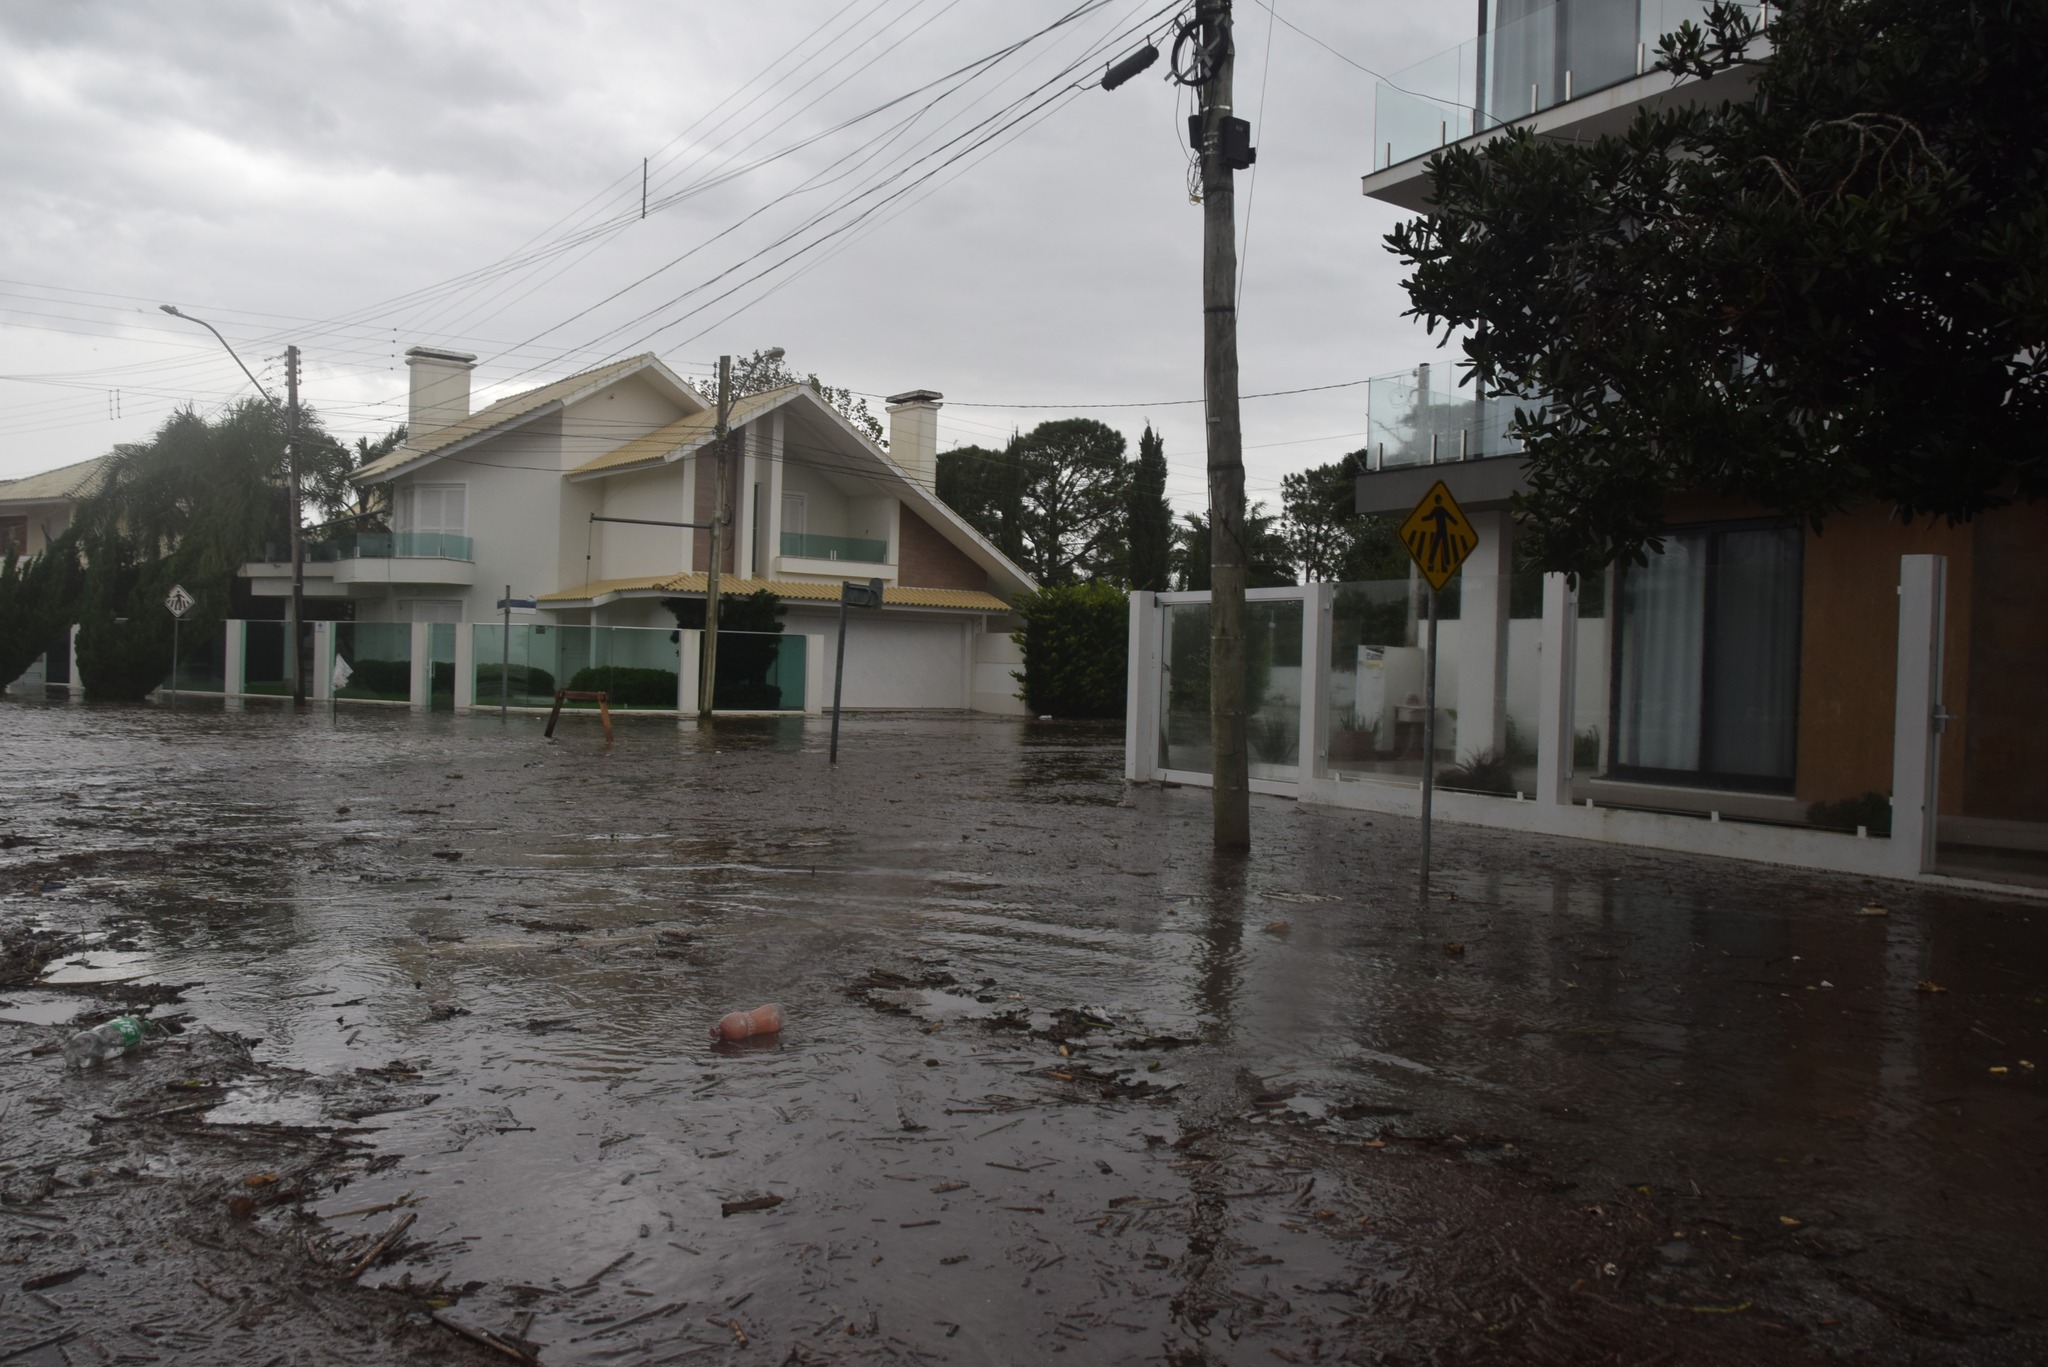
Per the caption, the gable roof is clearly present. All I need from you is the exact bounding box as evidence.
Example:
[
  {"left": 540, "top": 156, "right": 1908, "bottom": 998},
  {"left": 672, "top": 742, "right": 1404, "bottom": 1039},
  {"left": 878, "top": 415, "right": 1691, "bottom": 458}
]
[
  {"left": 354, "top": 354, "right": 708, "bottom": 483},
  {"left": 0, "top": 454, "right": 111, "bottom": 505},
  {"left": 567, "top": 384, "right": 804, "bottom": 479}
]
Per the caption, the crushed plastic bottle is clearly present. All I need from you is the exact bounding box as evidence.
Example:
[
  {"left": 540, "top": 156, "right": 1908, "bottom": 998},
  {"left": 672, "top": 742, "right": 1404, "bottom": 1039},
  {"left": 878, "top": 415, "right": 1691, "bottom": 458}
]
[
  {"left": 709, "top": 1003, "right": 784, "bottom": 1042},
  {"left": 62, "top": 1015, "right": 149, "bottom": 1068}
]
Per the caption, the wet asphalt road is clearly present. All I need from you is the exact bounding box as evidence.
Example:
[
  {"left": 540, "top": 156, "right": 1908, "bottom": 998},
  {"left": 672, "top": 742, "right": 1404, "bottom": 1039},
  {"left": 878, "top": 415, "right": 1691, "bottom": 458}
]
[{"left": 1, "top": 698, "right": 2044, "bottom": 1365}]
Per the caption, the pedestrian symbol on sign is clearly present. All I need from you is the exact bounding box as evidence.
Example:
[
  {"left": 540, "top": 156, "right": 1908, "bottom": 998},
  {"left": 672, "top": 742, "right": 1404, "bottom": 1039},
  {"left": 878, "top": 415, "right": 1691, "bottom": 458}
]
[
  {"left": 164, "top": 584, "right": 194, "bottom": 619},
  {"left": 1397, "top": 482, "right": 1477, "bottom": 591}
]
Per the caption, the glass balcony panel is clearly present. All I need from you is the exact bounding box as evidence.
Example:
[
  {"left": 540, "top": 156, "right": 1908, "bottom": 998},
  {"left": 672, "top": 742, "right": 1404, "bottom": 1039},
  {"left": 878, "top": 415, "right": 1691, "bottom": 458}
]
[
  {"left": 1366, "top": 367, "right": 1531, "bottom": 469},
  {"left": 1375, "top": 0, "right": 1763, "bottom": 170},
  {"left": 780, "top": 532, "right": 888, "bottom": 564},
  {"left": 240, "top": 620, "right": 310, "bottom": 696}
]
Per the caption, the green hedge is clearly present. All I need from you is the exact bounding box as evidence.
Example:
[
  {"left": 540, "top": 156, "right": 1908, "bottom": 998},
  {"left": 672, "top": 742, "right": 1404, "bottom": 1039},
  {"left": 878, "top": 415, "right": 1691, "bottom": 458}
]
[
  {"left": 344, "top": 658, "right": 411, "bottom": 697},
  {"left": 566, "top": 665, "right": 679, "bottom": 707},
  {"left": 474, "top": 663, "right": 552, "bottom": 701},
  {"left": 1013, "top": 581, "right": 1127, "bottom": 719}
]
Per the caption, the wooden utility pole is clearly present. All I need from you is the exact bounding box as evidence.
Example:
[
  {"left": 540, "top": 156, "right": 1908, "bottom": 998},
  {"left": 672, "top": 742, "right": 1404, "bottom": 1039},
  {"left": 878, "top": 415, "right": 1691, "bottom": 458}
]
[
  {"left": 700, "top": 354, "right": 731, "bottom": 719},
  {"left": 1198, "top": 0, "right": 1250, "bottom": 850},
  {"left": 285, "top": 344, "right": 306, "bottom": 707}
]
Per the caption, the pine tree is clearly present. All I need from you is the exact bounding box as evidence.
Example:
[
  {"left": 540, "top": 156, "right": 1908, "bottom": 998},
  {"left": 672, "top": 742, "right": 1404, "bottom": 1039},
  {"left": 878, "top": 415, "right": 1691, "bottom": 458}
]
[{"left": 1127, "top": 425, "right": 1171, "bottom": 591}]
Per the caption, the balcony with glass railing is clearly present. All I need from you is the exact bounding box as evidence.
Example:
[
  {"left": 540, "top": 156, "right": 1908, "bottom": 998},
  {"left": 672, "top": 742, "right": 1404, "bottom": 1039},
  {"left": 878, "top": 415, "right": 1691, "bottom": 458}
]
[
  {"left": 779, "top": 531, "right": 888, "bottom": 564},
  {"left": 1365, "top": 365, "right": 1536, "bottom": 471},
  {"left": 1371, "top": 0, "right": 1767, "bottom": 172},
  {"left": 301, "top": 531, "right": 474, "bottom": 562}
]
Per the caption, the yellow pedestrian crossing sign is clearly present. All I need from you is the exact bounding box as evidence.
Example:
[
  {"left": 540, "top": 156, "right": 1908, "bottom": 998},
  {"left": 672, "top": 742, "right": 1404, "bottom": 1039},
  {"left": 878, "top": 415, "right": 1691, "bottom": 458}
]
[{"left": 1399, "top": 481, "right": 1478, "bottom": 592}]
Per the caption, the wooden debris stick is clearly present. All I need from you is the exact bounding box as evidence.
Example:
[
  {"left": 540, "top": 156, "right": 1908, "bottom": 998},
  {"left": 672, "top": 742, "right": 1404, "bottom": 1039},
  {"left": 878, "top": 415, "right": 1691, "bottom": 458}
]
[
  {"left": 430, "top": 1309, "right": 537, "bottom": 1365},
  {"left": 346, "top": 1212, "right": 417, "bottom": 1279},
  {"left": 0, "top": 1329, "right": 79, "bottom": 1363}
]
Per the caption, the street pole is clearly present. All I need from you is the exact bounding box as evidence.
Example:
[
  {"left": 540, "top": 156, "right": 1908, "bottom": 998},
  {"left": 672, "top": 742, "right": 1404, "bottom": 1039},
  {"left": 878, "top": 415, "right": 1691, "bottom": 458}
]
[
  {"left": 501, "top": 584, "right": 511, "bottom": 719},
  {"left": 1420, "top": 583, "right": 1439, "bottom": 906},
  {"left": 700, "top": 354, "right": 730, "bottom": 719},
  {"left": 830, "top": 595, "right": 849, "bottom": 764},
  {"left": 170, "top": 614, "right": 179, "bottom": 712},
  {"left": 285, "top": 345, "right": 306, "bottom": 708},
  {"left": 1199, "top": 0, "right": 1251, "bottom": 851}
]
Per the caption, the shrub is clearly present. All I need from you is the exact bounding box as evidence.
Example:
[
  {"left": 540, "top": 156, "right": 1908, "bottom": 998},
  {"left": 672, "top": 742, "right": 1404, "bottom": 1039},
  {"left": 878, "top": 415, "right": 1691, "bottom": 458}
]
[
  {"left": 343, "top": 658, "right": 410, "bottom": 697},
  {"left": 567, "top": 665, "right": 679, "bottom": 707},
  {"left": 1808, "top": 792, "right": 1892, "bottom": 836},
  {"left": 1437, "top": 748, "right": 1516, "bottom": 795},
  {"left": 1013, "top": 581, "right": 1127, "bottom": 719},
  {"left": 473, "top": 663, "right": 552, "bottom": 700}
]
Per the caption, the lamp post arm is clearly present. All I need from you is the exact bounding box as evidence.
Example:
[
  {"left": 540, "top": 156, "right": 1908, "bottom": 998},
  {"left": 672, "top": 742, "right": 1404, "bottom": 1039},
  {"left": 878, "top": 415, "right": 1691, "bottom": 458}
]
[{"left": 158, "top": 305, "right": 281, "bottom": 411}]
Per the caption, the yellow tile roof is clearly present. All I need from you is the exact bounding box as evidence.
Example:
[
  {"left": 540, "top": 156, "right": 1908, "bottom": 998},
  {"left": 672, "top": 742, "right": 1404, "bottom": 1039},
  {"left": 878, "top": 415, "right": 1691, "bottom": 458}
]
[
  {"left": 569, "top": 385, "right": 800, "bottom": 477},
  {"left": 355, "top": 354, "right": 658, "bottom": 482},
  {"left": 539, "top": 572, "right": 1010, "bottom": 613},
  {"left": 0, "top": 454, "right": 110, "bottom": 503}
]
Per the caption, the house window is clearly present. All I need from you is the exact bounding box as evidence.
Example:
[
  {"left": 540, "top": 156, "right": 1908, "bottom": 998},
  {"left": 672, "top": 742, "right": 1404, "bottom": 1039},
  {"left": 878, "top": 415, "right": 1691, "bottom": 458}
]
[
  {"left": 0, "top": 516, "right": 25, "bottom": 556},
  {"left": 1611, "top": 523, "right": 1802, "bottom": 791},
  {"left": 403, "top": 484, "right": 466, "bottom": 536}
]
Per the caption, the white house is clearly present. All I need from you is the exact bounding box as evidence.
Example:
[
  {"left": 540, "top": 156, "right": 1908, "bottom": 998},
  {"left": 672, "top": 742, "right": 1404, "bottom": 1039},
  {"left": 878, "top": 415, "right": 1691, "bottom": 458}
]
[{"left": 240, "top": 348, "right": 1034, "bottom": 713}]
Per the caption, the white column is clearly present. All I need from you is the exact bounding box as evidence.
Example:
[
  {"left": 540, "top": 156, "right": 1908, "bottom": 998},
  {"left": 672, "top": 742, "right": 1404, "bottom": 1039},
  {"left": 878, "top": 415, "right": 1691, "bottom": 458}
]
[
  {"left": 1890, "top": 554, "right": 1946, "bottom": 875},
  {"left": 223, "top": 620, "right": 246, "bottom": 709},
  {"left": 1299, "top": 582, "right": 1333, "bottom": 782},
  {"left": 408, "top": 622, "right": 431, "bottom": 712},
  {"left": 735, "top": 425, "right": 758, "bottom": 579},
  {"left": 1124, "top": 591, "right": 1162, "bottom": 782},
  {"left": 678, "top": 628, "right": 702, "bottom": 713},
  {"left": 453, "top": 624, "right": 476, "bottom": 712},
  {"left": 1535, "top": 572, "right": 1578, "bottom": 804},
  {"left": 765, "top": 411, "right": 786, "bottom": 576},
  {"left": 804, "top": 630, "right": 826, "bottom": 715},
  {"left": 67, "top": 624, "right": 82, "bottom": 697},
  {"left": 679, "top": 455, "right": 698, "bottom": 573},
  {"left": 1452, "top": 510, "right": 1511, "bottom": 761},
  {"left": 310, "top": 621, "right": 333, "bottom": 702}
]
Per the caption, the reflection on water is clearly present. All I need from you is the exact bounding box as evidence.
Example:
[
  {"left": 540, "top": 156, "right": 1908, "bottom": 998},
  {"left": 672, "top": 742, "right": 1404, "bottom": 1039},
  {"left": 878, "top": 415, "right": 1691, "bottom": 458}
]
[{"left": 0, "top": 699, "right": 2042, "bottom": 1361}]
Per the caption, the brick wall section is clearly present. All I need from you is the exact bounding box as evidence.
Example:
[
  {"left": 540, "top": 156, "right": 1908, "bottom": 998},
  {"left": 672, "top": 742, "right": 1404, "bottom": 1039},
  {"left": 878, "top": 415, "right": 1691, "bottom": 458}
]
[{"left": 898, "top": 507, "right": 988, "bottom": 591}]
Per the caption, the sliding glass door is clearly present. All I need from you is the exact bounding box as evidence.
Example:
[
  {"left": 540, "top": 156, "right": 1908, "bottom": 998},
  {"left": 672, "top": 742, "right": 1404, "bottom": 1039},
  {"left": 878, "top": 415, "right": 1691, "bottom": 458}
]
[{"left": 1613, "top": 523, "right": 1802, "bottom": 790}]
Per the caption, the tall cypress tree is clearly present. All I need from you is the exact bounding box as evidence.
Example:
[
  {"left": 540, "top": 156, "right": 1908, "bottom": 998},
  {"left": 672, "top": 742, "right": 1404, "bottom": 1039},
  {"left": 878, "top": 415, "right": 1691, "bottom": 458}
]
[{"left": 1127, "top": 424, "right": 1171, "bottom": 591}]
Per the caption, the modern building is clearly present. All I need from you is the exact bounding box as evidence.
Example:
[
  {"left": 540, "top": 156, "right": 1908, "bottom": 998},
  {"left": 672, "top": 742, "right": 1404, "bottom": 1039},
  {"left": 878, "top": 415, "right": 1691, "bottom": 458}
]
[
  {"left": 238, "top": 348, "right": 1034, "bottom": 714},
  {"left": 1126, "top": 0, "right": 2047, "bottom": 887}
]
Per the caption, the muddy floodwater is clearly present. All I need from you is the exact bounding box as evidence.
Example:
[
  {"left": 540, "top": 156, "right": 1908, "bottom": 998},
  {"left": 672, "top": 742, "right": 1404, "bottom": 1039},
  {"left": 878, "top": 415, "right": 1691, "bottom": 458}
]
[{"left": 2, "top": 700, "right": 2044, "bottom": 1366}]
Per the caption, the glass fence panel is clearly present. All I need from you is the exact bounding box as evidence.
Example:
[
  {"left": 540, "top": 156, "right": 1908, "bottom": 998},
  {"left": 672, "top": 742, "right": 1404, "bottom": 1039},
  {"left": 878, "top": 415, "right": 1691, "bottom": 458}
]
[
  {"left": 333, "top": 622, "right": 413, "bottom": 701},
  {"left": 1157, "top": 597, "right": 1305, "bottom": 781},
  {"left": 160, "top": 625, "right": 226, "bottom": 695},
  {"left": 427, "top": 623, "right": 456, "bottom": 710},
  {"left": 714, "top": 631, "right": 805, "bottom": 711},
  {"left": 241, "top": 621, "right": 308, "bottom": 696},
  {"left": 1159, "top": 601, "right": 1212, "bottom": 775},
  {"left": 1320, "top": 574, "right": 1515, "bottom": 799},
  {"left": 1247, "top": 599, "right": 1304, "bottom": 782},
  {"left": 474, "top": 624, "right": 684, "bottom": 709}
]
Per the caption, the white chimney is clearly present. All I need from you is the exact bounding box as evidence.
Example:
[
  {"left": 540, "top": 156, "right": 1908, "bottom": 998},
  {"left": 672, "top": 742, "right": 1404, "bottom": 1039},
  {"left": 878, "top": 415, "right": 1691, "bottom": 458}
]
[
  {"left": 405, "top": 347, "right": 477, "bottom": 438},
  {"left": 884, "top": 389, "right": 943, "bottom": 488}
]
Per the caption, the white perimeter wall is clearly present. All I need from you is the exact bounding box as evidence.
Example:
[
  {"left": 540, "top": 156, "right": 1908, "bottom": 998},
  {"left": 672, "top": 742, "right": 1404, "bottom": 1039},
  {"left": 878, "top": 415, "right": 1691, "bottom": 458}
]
[{"left": 783, "top": 606, "right": 972, "bottom": 709}]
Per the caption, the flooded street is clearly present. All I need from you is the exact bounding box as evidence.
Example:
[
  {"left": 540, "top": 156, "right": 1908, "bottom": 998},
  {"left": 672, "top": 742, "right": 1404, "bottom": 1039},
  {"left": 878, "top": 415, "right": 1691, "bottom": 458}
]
[{"left": 2, "top": 699, "right": 2044, "bottom": 1365}]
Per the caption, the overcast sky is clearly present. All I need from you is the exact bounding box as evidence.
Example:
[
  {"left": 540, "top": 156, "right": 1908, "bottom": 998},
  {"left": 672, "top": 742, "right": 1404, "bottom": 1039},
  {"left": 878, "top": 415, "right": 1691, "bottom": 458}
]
[{"left": 0, "top": 1, "right": 1471, "bottom": 514}]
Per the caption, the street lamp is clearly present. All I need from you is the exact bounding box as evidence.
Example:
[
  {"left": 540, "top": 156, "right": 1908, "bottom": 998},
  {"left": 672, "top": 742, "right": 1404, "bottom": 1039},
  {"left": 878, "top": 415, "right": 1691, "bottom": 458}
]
[{"left": 161, "top": 305, "right": 307, "bottom": 706}]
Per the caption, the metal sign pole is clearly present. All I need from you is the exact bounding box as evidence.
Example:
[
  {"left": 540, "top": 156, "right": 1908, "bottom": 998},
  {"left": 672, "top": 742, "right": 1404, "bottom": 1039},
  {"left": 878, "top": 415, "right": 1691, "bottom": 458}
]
[
  {"left": 501, "top": 584, "right": 510, "bottom": 719},
  {"left": 170, "top": 614, "right": 179, "bottom": 712},
  {"left": 830, "top": 596, "right": 849, "bottom": 765},
  {"left": 1420, "top": 582, "right": 1438, "bottom": 907}
]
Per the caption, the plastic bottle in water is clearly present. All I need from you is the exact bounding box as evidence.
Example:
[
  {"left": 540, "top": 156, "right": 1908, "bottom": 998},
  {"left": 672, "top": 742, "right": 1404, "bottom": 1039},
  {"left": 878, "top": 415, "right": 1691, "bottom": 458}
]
[
  {"left": 62, "top": 1016, "right": 148, "bottom": 1068},
  {"left": 709, "top": 1003, "right": 783, "bottom": 1042}
]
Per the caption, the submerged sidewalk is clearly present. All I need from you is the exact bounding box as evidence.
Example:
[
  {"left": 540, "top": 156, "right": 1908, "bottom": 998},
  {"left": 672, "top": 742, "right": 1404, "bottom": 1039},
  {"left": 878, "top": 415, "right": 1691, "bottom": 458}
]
[{"left": 1, "top": 701, "right": 2042, "bottom": 1364}]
